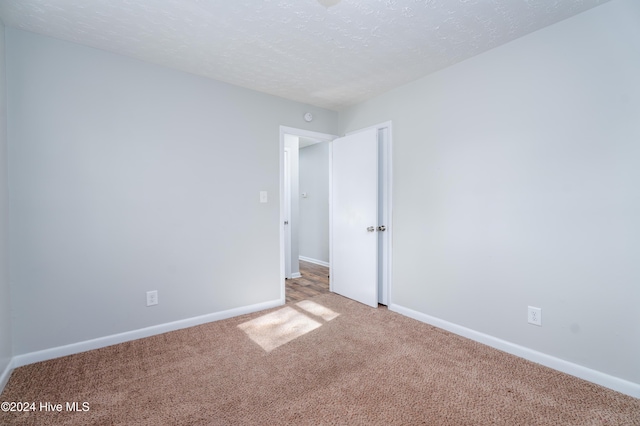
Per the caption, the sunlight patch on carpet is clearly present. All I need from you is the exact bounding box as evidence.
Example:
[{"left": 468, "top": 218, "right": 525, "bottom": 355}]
[
  {"left": 296, "top": 300, "right": 339, "bottom": 321},
  {"left": 238, "top": 306, "right": 322, "bottom": 352}
]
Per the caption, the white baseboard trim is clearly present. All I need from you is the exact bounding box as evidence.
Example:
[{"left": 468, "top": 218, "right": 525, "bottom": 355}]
[
  {"left": 0, "top": 358, "right": 14, "bottom": 394},
  {"left": 291, "top": 272, "right": 302, "bottom": 279},
  {"left": 299, "top": 256, "right": 330, "bottom": 268},
  {"left": 389, "top": 303, "right": 640, "bottom": 399},
  {"left": 13, "top": 299, "right": 283, "bottom": 368}
]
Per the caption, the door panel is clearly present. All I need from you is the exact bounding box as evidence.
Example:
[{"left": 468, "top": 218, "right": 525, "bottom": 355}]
[{"left": 331, "top": 128, "right": 378, "bottom": 307}]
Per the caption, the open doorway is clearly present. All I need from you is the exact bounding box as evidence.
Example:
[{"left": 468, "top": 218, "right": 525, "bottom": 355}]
[
  {"left": 287, "top": 136, "right": 332, "bottom": 303},
  {"left": 279, "top": 123, "right": 393, "bottom": 307},
  {"left": 280, "top": 128, "right": 336, "bottom": 303}
]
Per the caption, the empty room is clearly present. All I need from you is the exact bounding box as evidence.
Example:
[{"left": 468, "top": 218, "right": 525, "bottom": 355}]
[{"left": 0, "top": 0, "right": 639, "bottom": 424}]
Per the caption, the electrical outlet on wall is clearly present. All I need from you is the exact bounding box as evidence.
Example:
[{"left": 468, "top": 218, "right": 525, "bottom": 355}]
[
  {"left": 147, "top": 290, "right": 158, "bottom": 307},
  {"left": 528, "top": 306, "right": 541, "bottom": 326}
]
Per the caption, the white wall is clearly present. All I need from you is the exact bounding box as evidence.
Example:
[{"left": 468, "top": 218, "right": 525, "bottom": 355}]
[
  {"left": 6, "top": 28, "right": 338, "bottom": 356},
  {"left": 284, "top": 134, "right": 300, "bottom": 277},
  {"left": 339, "top": 0, "right": 640, "bottom": 387},
  {"left": 0, "top": 20, "right": 13, "bottom": 387},
  {"left": 299, "top": 142, "right": 329, "bottom": 264}
]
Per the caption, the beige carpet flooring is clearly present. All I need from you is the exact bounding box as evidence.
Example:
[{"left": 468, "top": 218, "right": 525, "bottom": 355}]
[{"left": 1, "top": 293, "right": 638, "bottom": 425}]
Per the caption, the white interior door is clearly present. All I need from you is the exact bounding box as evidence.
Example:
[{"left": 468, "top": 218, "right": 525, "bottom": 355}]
[{"left": 331, "top": 128, "right": 378, "bottom": 307}]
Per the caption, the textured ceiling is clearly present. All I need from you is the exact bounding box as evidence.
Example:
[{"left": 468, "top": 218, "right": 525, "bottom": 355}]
[{"left": 0, "top": 0, "right": 610, "bottom": 110}]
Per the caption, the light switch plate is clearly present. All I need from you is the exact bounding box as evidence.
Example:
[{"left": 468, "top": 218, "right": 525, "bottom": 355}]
[{"left": 260, "top": 191, "right": 268, "bottom": 203}]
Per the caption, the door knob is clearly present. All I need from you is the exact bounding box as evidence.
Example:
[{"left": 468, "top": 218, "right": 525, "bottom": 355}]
[
  {"left": 377, "top": 225, "right": 386, "bottom": 232},
  {"left": 367, "top": 226, "right": 375, "bottom": 232}
]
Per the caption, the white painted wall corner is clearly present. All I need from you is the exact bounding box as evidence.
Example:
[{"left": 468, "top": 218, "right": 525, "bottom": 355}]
[{"left": 0, "top": 358, "right": 14, "bottom": 394}]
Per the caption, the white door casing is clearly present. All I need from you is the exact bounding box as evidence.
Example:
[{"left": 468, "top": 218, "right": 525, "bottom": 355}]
[
  {"left": 330, "top": 128, "right": 379, "bottom": 308},
  {"left": 284, "top": 148, "right": 292, "bottom": 279}
]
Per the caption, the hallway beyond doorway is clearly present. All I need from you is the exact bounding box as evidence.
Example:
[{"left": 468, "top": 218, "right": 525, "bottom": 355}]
[{"left": 285, "top": 260, "right": 329, "bottom": 303}]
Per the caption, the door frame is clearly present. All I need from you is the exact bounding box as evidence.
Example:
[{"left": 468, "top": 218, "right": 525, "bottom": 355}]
[
  {"left": 283, "top": 147, "right": 292, "bottom": 279},
  {"left": 279, "top": 122, "right": 393, "bottom": 306}
]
